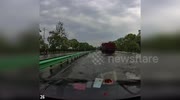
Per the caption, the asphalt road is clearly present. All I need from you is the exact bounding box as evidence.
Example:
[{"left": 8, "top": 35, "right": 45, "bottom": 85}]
[{"left": 51, "top": 51, "right": 140, "bottom": 81}]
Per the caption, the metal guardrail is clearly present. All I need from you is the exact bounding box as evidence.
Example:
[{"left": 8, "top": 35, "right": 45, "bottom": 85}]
[{"left": 39, "top": 51, "right": 90, "bottom": 71}]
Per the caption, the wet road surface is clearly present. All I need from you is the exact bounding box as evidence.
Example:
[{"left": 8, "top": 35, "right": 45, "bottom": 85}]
[{"left": 51, "top": 51, "right": 140, "bottom": 81}]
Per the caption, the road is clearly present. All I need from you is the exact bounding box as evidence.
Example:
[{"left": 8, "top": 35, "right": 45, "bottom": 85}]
[{"left": 51, "top": 51, "right": 140, "bottom": 81}]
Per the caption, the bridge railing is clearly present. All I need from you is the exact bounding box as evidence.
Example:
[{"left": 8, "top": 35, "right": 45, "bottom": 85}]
[{"left": 39, "top": 51, "right": 90, "bottom": 71}]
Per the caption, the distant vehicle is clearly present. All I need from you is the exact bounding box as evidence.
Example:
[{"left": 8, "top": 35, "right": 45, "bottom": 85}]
[{"left": 100, "top": 42, "right": 116, "bottom": 54}]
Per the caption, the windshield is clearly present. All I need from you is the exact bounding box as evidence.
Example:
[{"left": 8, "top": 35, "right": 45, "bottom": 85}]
[{"left": 39, "top": 0, "right": 140, "bottom": 99}]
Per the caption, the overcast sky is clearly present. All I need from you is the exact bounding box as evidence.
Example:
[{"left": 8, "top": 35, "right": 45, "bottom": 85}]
[
  {"left": 142, "top": 0, "right": 180, "bottom": 36},
  {"left": 40, "top": 0, "right": 140, "bottom": 46},
  {"left": 1, "top": 0, "right": 179, "bottom": 46},
  {"left": 0, "top": 0, "right": 38, "bottom": 30},
  {"left": 0, "top": 0, "right": 38, "bottom": 43}
]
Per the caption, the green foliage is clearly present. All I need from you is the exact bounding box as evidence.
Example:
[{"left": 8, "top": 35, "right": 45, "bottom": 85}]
[
  {"left": 39, "top": 34, "right": 48, "bottom": 51},
  {"left": 77, "top": 42, "right": 95, "bottom": 51},
  {"left": 115, "top": 32, "right": 141, "bottom": 53},
  {"left": 69, "top": 39, "right": 79, "bottom": 50},
  {"left": 143, "top": 33, "right": 180, "bottom": 52},
  {"left": 42, "top": 21, "right": 95, "bottom": 52},
  {"left": 61, "top": 37, "right": 69, "bottom": 50},
  {"left": 48, "top": 21, "right": 67, "bottom": 50}
]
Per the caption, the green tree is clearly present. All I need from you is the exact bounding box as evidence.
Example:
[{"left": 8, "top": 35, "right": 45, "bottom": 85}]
[
  {"left": 114, "top": 32, "right": 141, "bottom": 53},
  {"left": 124, "top": 41, "right": 140, "bottom": 52},
  {"left": 61, "top": 37, "right": 69, "bottom": 50},
  {"left": 39, "top": 34, "right": 48, "bottom": 52},
  {"left": 77, "top": 42, "right": 95, "bottom": 51},
  {"left": 124, "top": 33, "right": 136, "bottom": 41},
  {"left": 78, "top": 42, "right": 88, "bottom": 51},
  {"left": 69, "top": 39, "right": 79, "bottom": 50},
  {"left": 46, "top": 21, "right": 96, "bottom": 52},
  {"left": 114, "top": 38, "right": 124, "bottom": 51},
  {"left": 48, "top": 21, "right": 67, "bottom": 50}
]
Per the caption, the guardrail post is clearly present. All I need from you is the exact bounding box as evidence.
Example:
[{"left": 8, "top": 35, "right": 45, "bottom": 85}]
[
  {"left": 60, "top": 63, "right": 62, "bottom": 67},
  {"left": 39, "top": 73, "right": 45, "bottom": 82},
  {"left": 50, "top": 65, "right": 53, "bottom": 75},
  {"left": 67, "top": 59, "right": 69, "bottom": 64}
]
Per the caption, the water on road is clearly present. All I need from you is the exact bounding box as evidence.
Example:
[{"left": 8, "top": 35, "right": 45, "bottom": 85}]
[{"left": 51, "top": 51, "right": 140, "bottom": 81}]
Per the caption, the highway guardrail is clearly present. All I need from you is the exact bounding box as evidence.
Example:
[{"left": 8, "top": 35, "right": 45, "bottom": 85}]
[{"left": 39, "top": 51, "right": 90, "bottom": 71}]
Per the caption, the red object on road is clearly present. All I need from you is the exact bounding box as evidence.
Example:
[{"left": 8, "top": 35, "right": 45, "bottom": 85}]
[
  {"left": 100, "top": 42, "right": 116, "bottom": 54},
  {"left": 104, "top": 79, "right": 113, "bottom": 85}
]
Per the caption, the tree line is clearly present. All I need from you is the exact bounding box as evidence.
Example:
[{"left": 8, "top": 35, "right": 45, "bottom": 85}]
[
  {"left": 39, "top": 21, "right": 96, "bottom": 54},
  {"left": 114, "top": 30, "right": 141, "bottom": 53}
]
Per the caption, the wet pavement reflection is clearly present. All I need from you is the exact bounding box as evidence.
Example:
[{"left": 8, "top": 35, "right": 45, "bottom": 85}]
[{"left": 51, "top": 51, "right": 140, "bottom": 81}]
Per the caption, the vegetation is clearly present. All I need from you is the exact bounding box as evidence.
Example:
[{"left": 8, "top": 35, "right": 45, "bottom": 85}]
[
  {"left": 39, "top": 21, "right": 95, "bottom": 54},
  {"left": 39, "top": 20, "right": 142, "bottom": 54},
  {"left": 114, "top": 31, "right": 141, "bottom": 53},
  {"left": 143, "top": 33, "right": 180, "bottom": 52},
  {"left": 39, "top": 34, "right": 48, "bottom": 53},
  {"left": 47, "top": 21, "right": 67, "bottom": 50}
]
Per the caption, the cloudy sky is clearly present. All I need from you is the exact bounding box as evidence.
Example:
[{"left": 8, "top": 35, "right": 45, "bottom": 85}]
[
  {"left": 142, "top": 0, "right": 180, "bottom": 36},
  {"left": 0, "top": 0, "right": 38, "bottom": 30},
  {"left": 1, "top": 0, "right": 179, "bottom": 46},
  {"left": 0, "top": 0, "right": 38, "bottom": 43},
  {"left": 40, "top": 0, "right": 140, "bottom": 46}
]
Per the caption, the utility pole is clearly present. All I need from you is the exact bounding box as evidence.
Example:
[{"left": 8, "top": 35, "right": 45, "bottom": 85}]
[{"left": 138, "top": 30, "right": 141, "bottom": 34}]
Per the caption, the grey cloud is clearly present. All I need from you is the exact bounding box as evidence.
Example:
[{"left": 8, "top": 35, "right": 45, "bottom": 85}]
[
  {"left": 40, "top": 0, "right": 140, "bottom": 46},
  {"left": 142, "top": 0, "right": 180, "bottom": 36},
  {"left": 0, "top": 0, "right": 39, "bottom": 30}
]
